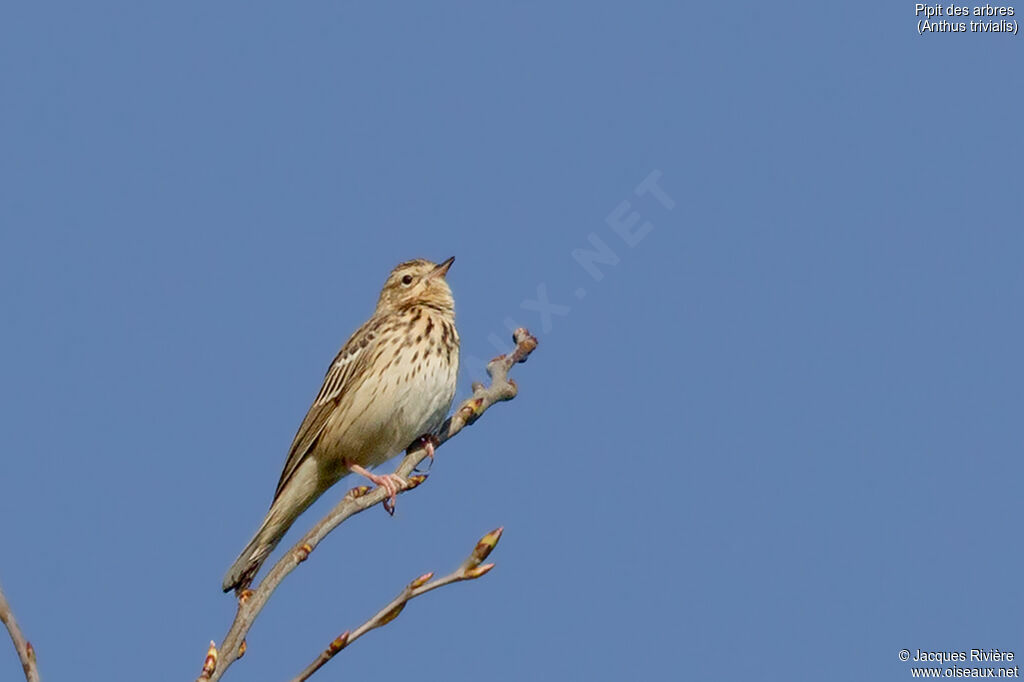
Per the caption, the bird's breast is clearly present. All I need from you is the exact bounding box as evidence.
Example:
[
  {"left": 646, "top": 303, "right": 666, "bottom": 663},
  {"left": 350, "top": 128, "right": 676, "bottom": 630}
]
[{"left": 327, "top": 316, "right": 458, "bottom": 469}]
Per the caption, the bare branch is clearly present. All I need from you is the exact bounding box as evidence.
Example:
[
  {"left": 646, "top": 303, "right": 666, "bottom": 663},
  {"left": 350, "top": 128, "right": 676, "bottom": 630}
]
[
  {"left": 289, "top": 527, "right": 503, "bottom": 682},
  {"left": 198, "top": 328, "right": 538, "bottom": 682},
  {"left": 0, "top": 581, "right": 40, "bottom": 682}
]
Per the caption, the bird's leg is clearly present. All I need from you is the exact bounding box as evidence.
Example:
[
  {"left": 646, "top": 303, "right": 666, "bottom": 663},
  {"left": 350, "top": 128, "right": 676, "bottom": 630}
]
[
  {"left": 412, "top": 433, "right": 441, "bottom": 462},
  {"left": 345, "top": 461, "right": 406, "bottom": 515}
]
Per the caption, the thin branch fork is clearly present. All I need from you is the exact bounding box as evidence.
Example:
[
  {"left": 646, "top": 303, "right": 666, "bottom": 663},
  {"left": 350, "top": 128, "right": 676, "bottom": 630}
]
[
  {"left": 0, "top": 582, "right": 40, "bottom": 682},
  {"left": 289, "top": 526, "right": 504, "bottom": 682},
  {"left": 198, "top": 328, "right": 538, "bottom": 681}
]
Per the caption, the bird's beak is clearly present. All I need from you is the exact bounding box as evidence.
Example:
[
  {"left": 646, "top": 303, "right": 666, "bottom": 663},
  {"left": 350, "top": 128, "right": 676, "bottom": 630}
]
[{"left": 429, "top": 256, "right": 455, "bottom": 280}]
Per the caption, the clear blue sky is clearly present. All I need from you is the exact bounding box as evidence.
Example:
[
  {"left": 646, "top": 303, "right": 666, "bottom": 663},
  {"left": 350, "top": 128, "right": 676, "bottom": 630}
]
[{"left": 2, "top": 3, "right": 1021, "bottom": 681}]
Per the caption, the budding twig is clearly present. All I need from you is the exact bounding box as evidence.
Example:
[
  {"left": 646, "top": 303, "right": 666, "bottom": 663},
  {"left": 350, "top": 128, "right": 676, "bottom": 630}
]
[
  {"left": 199, "top": 329, "right": 537, "bottom": 682},
  {"left": 289, "top": 527, "right": 504, "bottom": 682},
  {"left": 196, "top": 641, "right": 218, "bottom": 680},
  {"left": 0, "top": 581, "right": 41, "bottom": 682}
]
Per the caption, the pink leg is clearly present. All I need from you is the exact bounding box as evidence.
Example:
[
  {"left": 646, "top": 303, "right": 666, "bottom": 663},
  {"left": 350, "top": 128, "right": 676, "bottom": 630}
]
[
  {"left": 346, "top": 462, "right": 406, "bottom": 514},
  {"left": 413, "top": 434, "right": 440, "bottom": 462}
]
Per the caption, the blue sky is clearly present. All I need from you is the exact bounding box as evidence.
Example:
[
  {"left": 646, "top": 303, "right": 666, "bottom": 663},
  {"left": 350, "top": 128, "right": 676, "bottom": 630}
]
[{"left": 1, "top": 3, "right": 1021, "bottom": 681}]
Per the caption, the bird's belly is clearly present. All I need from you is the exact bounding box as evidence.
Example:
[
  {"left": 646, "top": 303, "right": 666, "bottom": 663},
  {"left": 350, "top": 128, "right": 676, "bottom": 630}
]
[{"left": 324, "top": 354, "right": 456, "bottom": 471}]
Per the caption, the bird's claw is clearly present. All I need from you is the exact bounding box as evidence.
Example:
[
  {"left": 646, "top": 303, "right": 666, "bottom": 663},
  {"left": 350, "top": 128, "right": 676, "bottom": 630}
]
[
  {"left": 346, "top": 462, "right": 407, "bottom": 515},
  {"left": 378, "top": 473, "right": 407, "bottom": 515},
  {"left": 413, "top": 433, "right": 440, "bottom": 462}
]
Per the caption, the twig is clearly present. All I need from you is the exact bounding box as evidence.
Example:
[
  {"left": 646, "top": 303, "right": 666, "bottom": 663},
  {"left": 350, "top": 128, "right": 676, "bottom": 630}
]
[
  {"left": 198, "top": 328, "right": 537, "bottom": 682},
  {"left": 0, "top": 581, "right": 40, "bottom": 682},
  {"left": 289, "top": 527, "right": 504, "bottom": 682}
]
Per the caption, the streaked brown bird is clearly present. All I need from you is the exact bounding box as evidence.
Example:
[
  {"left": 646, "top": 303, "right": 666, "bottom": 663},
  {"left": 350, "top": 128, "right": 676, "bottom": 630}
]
[{"left": 223, "top": 257, "right": 459, "bottom": 593}]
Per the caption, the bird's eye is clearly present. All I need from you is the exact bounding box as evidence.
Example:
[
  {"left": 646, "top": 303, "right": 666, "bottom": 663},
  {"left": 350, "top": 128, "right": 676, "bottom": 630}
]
[{"left": 401, "top": 274, "right": 414, "bottom": 286}]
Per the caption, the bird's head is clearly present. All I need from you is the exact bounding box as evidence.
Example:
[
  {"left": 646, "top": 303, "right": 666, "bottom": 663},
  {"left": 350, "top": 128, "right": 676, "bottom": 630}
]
[{"left": 377, "top": 257, "right": 455, "bottom": 314}]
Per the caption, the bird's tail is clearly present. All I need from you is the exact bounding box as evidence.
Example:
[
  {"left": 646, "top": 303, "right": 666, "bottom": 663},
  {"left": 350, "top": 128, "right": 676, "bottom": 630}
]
[
  {"left": 222, "top": 519, "right": 280, "bottom": 594},
  {"left": 222, "top": 467, "right": 327, "bottom": 594}
]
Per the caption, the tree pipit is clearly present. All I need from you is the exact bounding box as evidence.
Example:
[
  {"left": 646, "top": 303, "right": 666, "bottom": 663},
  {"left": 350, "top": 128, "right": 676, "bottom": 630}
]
[{"left": 223, "top": 257, "right": 459, "bottom": 594}]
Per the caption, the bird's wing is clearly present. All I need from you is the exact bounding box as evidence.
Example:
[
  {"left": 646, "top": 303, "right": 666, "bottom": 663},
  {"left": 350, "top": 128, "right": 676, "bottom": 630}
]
[{"left": 271, "top": 319, "right": 380, "bottom": 502}]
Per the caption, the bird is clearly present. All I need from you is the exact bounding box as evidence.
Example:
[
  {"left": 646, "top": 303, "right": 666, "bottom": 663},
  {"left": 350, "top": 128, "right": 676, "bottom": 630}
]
[{"left": 222, "top": 257, "right": 460, "bottom": 594}]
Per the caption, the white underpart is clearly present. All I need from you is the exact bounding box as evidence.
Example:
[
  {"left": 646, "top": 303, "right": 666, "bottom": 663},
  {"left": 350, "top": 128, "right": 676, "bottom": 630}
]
[{"left": 320, "top": 329, "right": 458, "bottom": 472}]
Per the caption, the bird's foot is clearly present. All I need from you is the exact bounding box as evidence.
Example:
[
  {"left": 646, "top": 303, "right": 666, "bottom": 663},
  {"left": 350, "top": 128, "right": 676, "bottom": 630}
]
[
  {"left": 346, "top": 462, "right": 406, "bottom": 515},
  {"left": 412, "top": 433, "right": 441, "bottom": 462}
]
